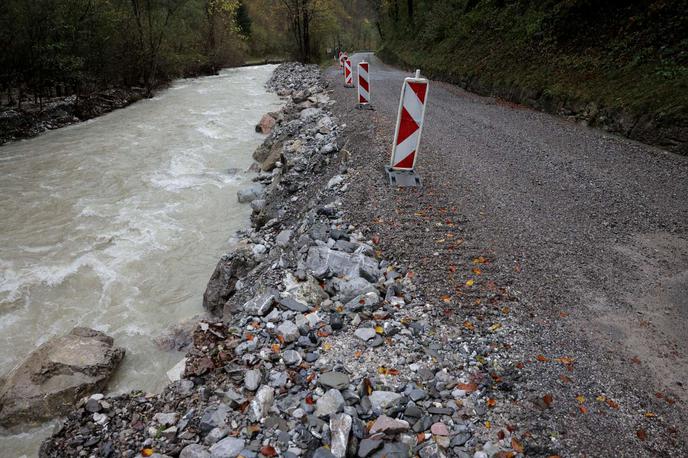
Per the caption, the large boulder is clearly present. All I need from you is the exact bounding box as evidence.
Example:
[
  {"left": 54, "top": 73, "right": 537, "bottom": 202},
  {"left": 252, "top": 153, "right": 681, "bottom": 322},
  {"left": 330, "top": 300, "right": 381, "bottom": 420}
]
[
  {"left": 255, "top": 113, "right": 276, "bottom": 134},
  {"left": 203, "top": 246, "right": 257, "bottom": 316},
  {"left": 0, "top": 327, "right": 124, "bottom": 427},
  {"left": 305, "top": 246, "right": 381, "bottom": 281}
]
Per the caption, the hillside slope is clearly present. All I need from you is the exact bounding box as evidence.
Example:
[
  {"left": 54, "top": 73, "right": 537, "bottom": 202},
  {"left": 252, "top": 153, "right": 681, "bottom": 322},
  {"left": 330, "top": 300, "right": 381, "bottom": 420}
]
[{"left": 376, "top": 0, "right": 688, "bottom": 154}]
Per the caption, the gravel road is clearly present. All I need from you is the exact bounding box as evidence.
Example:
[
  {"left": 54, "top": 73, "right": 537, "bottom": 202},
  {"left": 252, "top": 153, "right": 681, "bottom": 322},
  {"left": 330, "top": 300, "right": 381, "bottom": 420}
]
[{"left": 327, "top": 53, "right": 688, "bottom": 456}]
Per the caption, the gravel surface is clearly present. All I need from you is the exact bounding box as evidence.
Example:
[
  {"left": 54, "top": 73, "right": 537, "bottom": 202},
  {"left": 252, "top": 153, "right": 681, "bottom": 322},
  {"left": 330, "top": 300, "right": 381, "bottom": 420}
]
[{"left": 328, "top": 53, "right": 688, "bottom": 456}]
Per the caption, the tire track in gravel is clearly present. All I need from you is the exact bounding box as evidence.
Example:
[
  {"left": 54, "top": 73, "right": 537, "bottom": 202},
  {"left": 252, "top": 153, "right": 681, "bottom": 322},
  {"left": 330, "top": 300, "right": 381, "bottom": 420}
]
[{"left": 328, "top": 53, "right": 688, "bottom": 457}]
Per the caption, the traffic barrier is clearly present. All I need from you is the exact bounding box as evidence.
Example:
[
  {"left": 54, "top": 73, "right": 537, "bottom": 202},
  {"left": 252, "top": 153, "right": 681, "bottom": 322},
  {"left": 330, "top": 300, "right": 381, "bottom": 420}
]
[
  {"left": 339, "top": 52, "right": 348, "bottom": 75},
  {"left": 357, "top": 61, "right": 371, "bottom": 108},
  {"left": 344, "top": 58, "right": 353, "bottom": 88},
  {"left": 386, "top": 70, "right": 429, "bottom": 186}
]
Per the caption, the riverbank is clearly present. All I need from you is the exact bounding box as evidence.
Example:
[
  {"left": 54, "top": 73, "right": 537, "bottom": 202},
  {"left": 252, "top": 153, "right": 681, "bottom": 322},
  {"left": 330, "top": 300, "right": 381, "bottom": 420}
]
[
  {"left": 0, "top": 87, "right": 148, "bottom": 145},
  {"left": 39, "top": 63, "right": 520, "bottom": 458}
]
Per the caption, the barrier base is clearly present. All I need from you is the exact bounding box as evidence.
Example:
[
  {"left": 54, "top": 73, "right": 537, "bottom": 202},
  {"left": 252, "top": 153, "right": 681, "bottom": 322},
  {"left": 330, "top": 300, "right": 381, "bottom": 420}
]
[
  {"left": 344, "top": 84, "right": 354, "bottom": 88},
  {"left": 385, "top": 166, "right": 422, "bottom": 187},
  {"left": 356, "top": 103, "right": 374, "bottom": 110}
]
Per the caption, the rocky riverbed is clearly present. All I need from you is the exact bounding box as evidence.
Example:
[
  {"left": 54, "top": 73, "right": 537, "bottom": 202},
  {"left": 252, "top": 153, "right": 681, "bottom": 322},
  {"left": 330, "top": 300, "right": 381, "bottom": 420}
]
[{"left": 39, "top": 63, "right": 536, "bottom": 458}]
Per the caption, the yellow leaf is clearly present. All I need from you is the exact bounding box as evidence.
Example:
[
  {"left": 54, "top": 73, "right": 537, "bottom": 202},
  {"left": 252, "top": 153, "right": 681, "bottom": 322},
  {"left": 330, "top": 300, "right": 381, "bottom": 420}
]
[
  {"left": 485, "top": 420, "right": 491, "bottom": 429},
  {"left": 472, "top": 267, "right": 482, "bottom": 275},
  {"left": 501, "top": 306, "right": 510, "bottom": 314},
  {"left": 463, "top": 321, "right": 475, "bottom": 331},
  {"left": 576, "top": 395, "right": 586, "bottom": 404},
  {"left": 466, "top": 279, "right": 475, "bottom": 287},
  {"left": 375, "top": 325, "right": 384, "bottom": 334},
  {"left": 142, "top": 449, "right": 154, "bottom": 457},
  {"left": 596, "top": 395, "right": 607, "bottom": 402},
  {"left": 322, "top": 343, "right": 332, "bottom": 351},
  {"left": 489, "top": 323, "right": 502, "bottom": 332},
  {"left": 644, "top": 412, "right": 656, "bottom": 418}
]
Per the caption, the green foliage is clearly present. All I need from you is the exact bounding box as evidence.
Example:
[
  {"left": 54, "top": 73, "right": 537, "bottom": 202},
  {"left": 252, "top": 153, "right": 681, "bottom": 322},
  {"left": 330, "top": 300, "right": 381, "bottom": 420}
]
[{"left": 373, "top": 0, "right": 688, "bottom": 125}]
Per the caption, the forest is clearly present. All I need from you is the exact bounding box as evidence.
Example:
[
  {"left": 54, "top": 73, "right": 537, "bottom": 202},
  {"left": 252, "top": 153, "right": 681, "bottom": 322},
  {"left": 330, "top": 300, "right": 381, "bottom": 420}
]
[
  {"left": 0, "top": 0, "right": 377, "bottom": 106},
  {"left": 371, "top": 0, "right": 688, "bottom": 147}
]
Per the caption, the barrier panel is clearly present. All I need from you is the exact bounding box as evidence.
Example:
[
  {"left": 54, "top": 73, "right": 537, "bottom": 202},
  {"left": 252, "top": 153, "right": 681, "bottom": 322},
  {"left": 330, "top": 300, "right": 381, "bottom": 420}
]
[
  {"left": 357, "top": 61, "right": 371, "bottom": 107},
  {"left": 386, "top": 70, "right": 429, "bottom": 186},
  {"left": 344, "top": 58, "right": 353, "bottom": 88}
]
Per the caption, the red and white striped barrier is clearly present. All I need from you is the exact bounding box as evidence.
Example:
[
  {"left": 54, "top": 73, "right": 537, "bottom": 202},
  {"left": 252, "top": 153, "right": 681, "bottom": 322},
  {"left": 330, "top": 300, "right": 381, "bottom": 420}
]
[
  {"left": 389, "top": 70, "right": 429, "bottom": 171},
  {"left": 344, "top": 58, "right": 353, "bottom": 88},
  {"left": 357, "top": 61, "right": 370, "bottom": 107},
  {"left": 339, "top": 52, "right": 348, "bottom": 74}
]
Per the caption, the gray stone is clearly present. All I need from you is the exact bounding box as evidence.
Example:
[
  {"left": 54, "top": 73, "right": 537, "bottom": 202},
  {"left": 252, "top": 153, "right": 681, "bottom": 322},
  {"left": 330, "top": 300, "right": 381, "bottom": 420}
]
[
  {"left": 315, "top": 389, "right": 345, "bottom": 418},
  {"left": 319, "top": 372, "right": 350, "bottom": 390},
  {"left": 154, "top": 412, "right": 179, "bottom": 426},
  {"left": 345, "top": 291, "right": 380, "bottom": 312},
  {"left": 250, "top": 199, "right": 266, "bottom": 212},
  {"left": 250, "top": 385, "right": 274, "bottom": 421},
  {"left": 305, "top": 247, "right": 380, "bottom": 282},
  {"left": 209, "top": 437, "right": 245, "bottom": 458},
  {"left": 277, "top": 320, "right": 300, "bottom": 342},
  {"left": 237, "top": 184, "right": 265, "bottom": 204},
  {"left": 358, "top": 439, "right": 383, "bottom": 457},
  {"left": 329, "top": 413, "right": 352, "bottom": 458},
  {"left": 299, "top": 107, "right": 322, "bottom": 120},
  {"left": 244, "top": 369, "right": 262, "bottom": 391},
  {"left": 204, "top": 427, "right": 227, "bottom": 445},
  {"left": 313, "top": 447, "right": 336, "bottom": 458},
  {"left": 354, "top": 328, "right": 377, "bottom": 342},
  {"left": 278, "top": 295, "right": 311, "bottom": 313},
  {"left": 242, "top": 293, "right": 275, "bottom": 316},
  {"left": 0, "top": 327, "right": 124, "bottom": 427},
  {"left": 276, "top": 230, "right": 293, "bottom": 247},
  {"left": 369, "top": 391, "right": 402, "bottom": 410},
  {"left": 180, "top": 444, "right": 211, "bottom": 458},
  {"left": 409, "top": 389, "right": 427, "bottom": 402},
  {"left": 200, "top": 404, "right": 229, "bottom": 433},
  {"left": 331, "top": 277, "right": 377, "bottom": 303},
  {"left": 369, "top": 415, "right": 410, "bottom": 435},
  {"left": 283, "top": 350, "right": 302, "bottom": 366}
]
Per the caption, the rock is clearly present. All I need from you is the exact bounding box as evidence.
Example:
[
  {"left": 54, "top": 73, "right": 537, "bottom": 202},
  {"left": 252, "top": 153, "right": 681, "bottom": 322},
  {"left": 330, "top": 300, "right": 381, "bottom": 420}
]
[
  {"left": 209, "top": 437, "right": 245, "bottom": 458},
  {"left": 354, "top": 328, "right": 377, "bottom": 342},
  {"left": 315, "top": 389, "right": 345, "bottom": 417},
  {"left": 283, "top": 350, "right": 302, "bottom": 366},
  {"left": 345, "top": 291, "right": 380, "bottom": 312},
  {"left": 369, "top": 391, "right": 402, "bottom": 410},
  {"left": 327, "top": 175, "right": 344, "bottom": 189},
  {"left": 237, "top": 184, "right": 265, "bottom": 204},
  {"left": 244, "top": 369, "right": 262, "bottom": 391},
  {"left": 277, "top": 295, "right": 311, "bottom": 313},
  {"left": 299, "top": 107, "right": 322, "bottom": 120},
  {"left": 200, "top": 404, "right": 229, "bottom": 433},
  {"left": 154, "top": 412, "right": 179, "bottom": 426},
  {"left": 371, "top": 442, "right": 410, "bottom": 458},
  {"left": 250, "top": 199, "right": 266, "bottom": 212},
  {"left": 276, "top": 230, "right": 293, "bottom": 247},
  {"left": 431, "top": 422, "right": 449, "bottom": 436},
  {"left": 283, "top": 273, "right": 329, "bottom": 306},
  {"left": 277, "top": 320, "right": 300, "bottom": 342},
  {"left": 257, "top": 113, "right": 276, "bottom": 134},
  {"left": 261, "top": 145, "right": 283, "bottom": 172},
  {"left": 0, "top": 327, "right": 124, "bottom": 427},
  {"left": 329, "top": 413, "right": 352, "bottom": 458},
  {"left": 312, "top": 448, "right": 337, "bottom": 458},
  {"left": 167, "top": 357, "right": 187, "bottom": 382},
  {"left": 84, "top": 397, "right": 101, "bottom": 413},
  {"left": 250, "top": 385, "right": 274, "bottom": 421},
  {"left": 331, "top": 277, "right": 377, "bottom": 303},
  {"left": 369, "top": 415, "right": 410, "bottom": 435},
  {"left": 243, "top": 293, "right": 275, "bottom": 316},
  {"left": 305, "top": 246, "right": 380, "bottom": 281},
  {"left": 358, "top": 438, "right": 383, "bottom": 457},
  {"left": 319, "top": 372, "right": 350, "bottom": 390},
  {"left": 203, "top": 247, "right": 256, "bottom": 316},
  {"left": 180, "top": 444, "right": 211, "bottom": 458}
]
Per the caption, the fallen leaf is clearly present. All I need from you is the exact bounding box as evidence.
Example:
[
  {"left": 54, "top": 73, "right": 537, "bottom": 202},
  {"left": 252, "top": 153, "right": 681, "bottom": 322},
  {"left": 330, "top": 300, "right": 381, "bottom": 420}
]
[
  {"left": 449, "top": 265, "right": 457, "bottom": 273},
  {"left": 141, "top": 449, "right": 154, "bottom": 457},
  {"left": 559, "top": 375, "right": 572, "bottom": 384},
  {"left": 466, "top": 279, "right": 475, "bottom": 287},
  {"left": 501, "top": 306, "right": 510, "bottom": 315},
  {"left": 485, "top": 420, "right": 491, "bottom": 429},
  {"left": 576, "top": 395, "right": 586, "bottom": 404},
  {"left": 354, "top": 350, "right": 362, "bottom": 358},
  {"left": 271, "top": 344, "right": 280, "bottom": 353},
  {"left": 497, "top": 430, "right": 506, "bottom": 440},
  {"left": 487, "top": 398, "right": 497, "bottom": 408},
  {"left": 536, "top": 354, "right": 550, "bottom": 362},
  {"left": 375, "top": 325, "right": 384, "bottom": 334},
  {"left": 605, "top": 399, "right": 620, "bottom": 409},
  {"left": 260, "top": 446, "right": 277, "bottom": 457},
  {"left": 322, "top": 342, "right": 332, "bottom": 351},
  {"left": 636, "top": 429, "right": 647, "bottom": 441},
  {"left": 456, "top": 383, "right": 478, "bottom": 392},
  {"left": 489, "top": 323, "right": 502, "bottom": 332},
  {"left": 472, "top": 267, "right": 482, "bottom": 275},
  {"left": 579, "top": 405, "right": 588, "bottom": 414},
  {"left": 441, "top": 295, "right": 452, "bottom": 303},
  {"left": 543, "top": 394, "right": 554, "bottom": 407},
  {"left": 644, "top": 412, "right": 656, "bottom": 418},
  {"left": 511, "top": 437, "right": 524, "bottom": 453},
  {"left": 596, "top": 395, "right": 607, "bottom": 402},
  {"left": 305, "top": 394, "right": 315, "bottom": 405},
  {"left": 463, "top": 321, "right": 475, "bottom": 331},
  {"left": 473, "top": 256, "right": 487, "bottom": 264}
]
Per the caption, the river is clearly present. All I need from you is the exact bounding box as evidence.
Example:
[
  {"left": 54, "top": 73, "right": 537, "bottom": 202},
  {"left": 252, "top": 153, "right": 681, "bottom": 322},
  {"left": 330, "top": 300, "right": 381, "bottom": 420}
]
[{"left": 0, "top": 65, "right": 281, "bottom": 456}]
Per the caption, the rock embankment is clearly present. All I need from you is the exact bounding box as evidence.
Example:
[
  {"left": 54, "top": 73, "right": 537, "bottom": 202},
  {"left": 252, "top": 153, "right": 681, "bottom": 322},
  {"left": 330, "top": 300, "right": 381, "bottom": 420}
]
[{"left": 41, "top": 63, "right": 515, "bottom": 458}]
